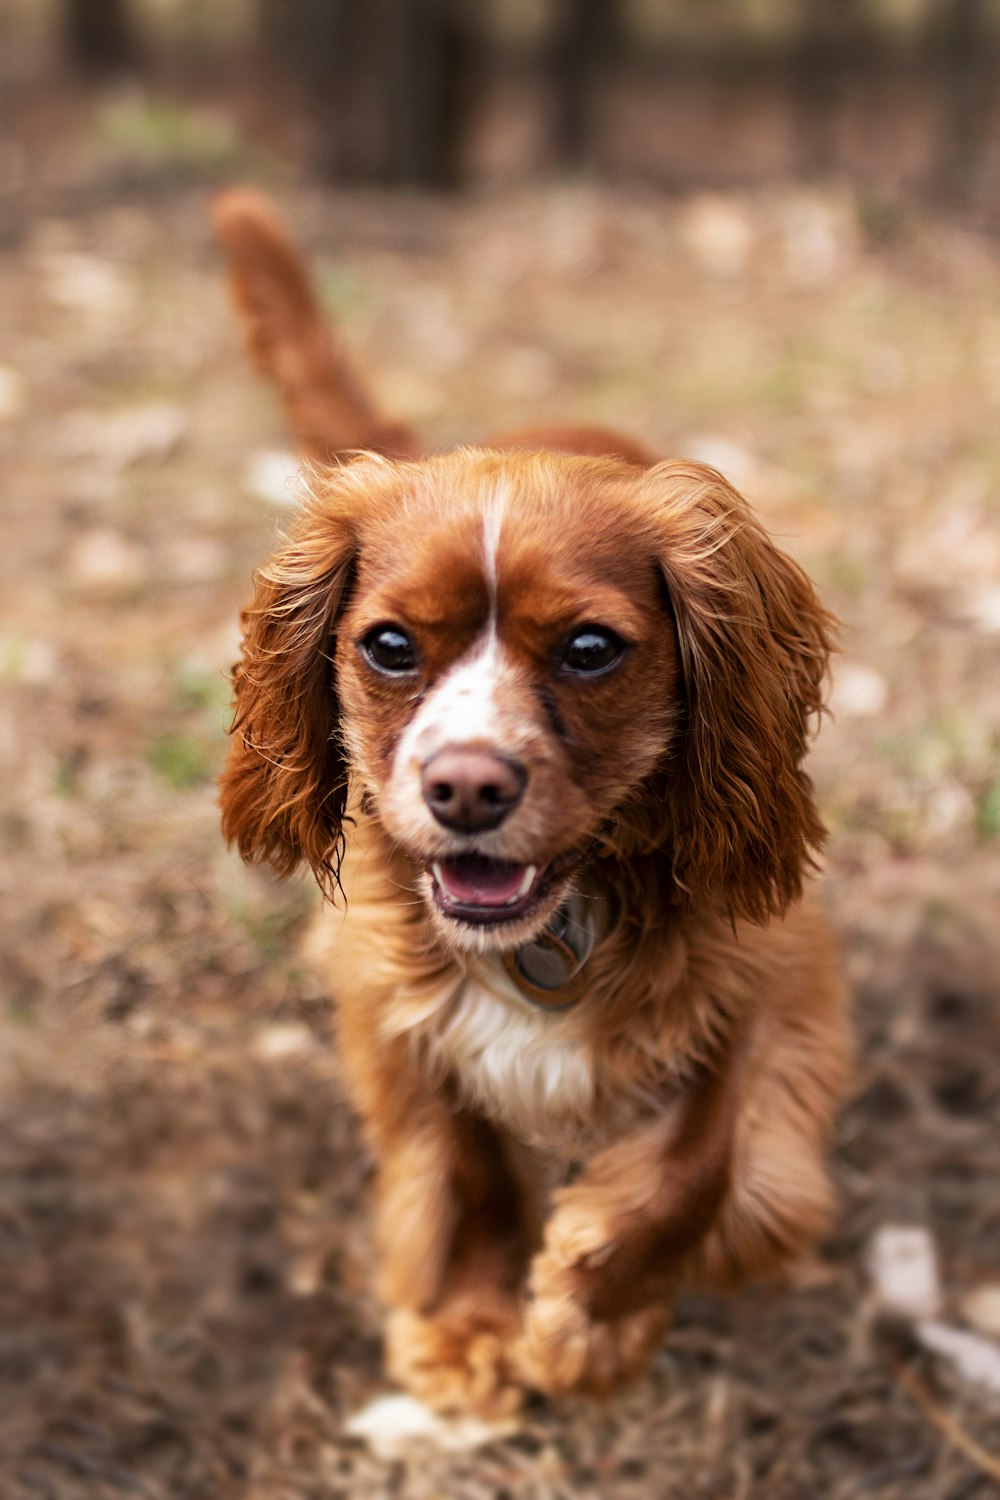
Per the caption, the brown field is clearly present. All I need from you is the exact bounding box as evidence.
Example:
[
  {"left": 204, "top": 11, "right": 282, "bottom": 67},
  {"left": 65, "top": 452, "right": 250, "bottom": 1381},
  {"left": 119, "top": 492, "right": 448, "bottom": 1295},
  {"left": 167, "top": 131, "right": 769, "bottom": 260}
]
[{"left": 2, "top": 86, "right": 999, "bottom": 1499}]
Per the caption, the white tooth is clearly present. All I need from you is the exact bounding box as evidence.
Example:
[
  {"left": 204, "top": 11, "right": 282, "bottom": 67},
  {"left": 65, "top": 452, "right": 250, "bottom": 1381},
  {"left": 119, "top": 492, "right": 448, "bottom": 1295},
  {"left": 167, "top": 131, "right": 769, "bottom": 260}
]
[
  {"left": 515, "top": 864, "right": 537, "bottom": 899},
  {"left": 432, "top": 862, "right": 446, "bottom": 890}
]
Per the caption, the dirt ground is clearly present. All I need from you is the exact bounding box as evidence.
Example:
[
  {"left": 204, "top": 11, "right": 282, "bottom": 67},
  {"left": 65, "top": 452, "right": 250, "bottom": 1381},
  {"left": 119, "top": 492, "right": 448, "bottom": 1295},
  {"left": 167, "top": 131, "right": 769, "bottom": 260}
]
[{"left": 2, "top": 86, "right": 1000, "bottom": 1499}]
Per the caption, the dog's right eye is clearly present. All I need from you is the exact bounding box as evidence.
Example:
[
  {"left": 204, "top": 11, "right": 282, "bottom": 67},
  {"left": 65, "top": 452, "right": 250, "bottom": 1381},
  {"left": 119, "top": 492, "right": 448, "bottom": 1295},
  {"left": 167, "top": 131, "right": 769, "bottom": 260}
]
[{"left": 360, "top": 625, "right": 418, "bottom": 674}]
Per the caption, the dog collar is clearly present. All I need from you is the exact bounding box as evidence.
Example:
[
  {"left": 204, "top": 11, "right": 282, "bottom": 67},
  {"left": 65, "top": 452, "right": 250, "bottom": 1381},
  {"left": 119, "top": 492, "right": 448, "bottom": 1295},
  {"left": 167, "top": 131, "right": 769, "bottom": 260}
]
[{"left": 502, "top": 894, "right": 597, "bottom": 1011}]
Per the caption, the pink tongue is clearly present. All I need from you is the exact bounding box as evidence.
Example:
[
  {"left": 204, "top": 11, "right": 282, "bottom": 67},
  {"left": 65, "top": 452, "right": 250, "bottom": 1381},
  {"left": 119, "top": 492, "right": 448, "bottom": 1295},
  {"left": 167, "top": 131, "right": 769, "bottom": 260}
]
[{"left": 437, "top": 855, "right": 528, "bottom": 907}]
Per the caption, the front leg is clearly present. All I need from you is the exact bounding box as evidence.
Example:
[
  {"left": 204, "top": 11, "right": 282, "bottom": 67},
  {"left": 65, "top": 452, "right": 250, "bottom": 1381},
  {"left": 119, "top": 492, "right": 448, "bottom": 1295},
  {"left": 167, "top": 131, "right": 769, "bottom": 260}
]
[
  {"left": 337, "top": 1007, "right": 535, "bottom": 1415},
  {"left": 380, "top": 1102, "right": 537, "bottom": 1417},
  {"left": 515, "top": 1062, "right": 735, "bottom": 1396}
]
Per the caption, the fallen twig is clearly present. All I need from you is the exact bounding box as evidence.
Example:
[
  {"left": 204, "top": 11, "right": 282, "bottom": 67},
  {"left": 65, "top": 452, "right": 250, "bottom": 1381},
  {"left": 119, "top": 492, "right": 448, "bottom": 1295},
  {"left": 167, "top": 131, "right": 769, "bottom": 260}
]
[{"left": 894, "top": 1361, "right": 1000, "bottom": 1485}]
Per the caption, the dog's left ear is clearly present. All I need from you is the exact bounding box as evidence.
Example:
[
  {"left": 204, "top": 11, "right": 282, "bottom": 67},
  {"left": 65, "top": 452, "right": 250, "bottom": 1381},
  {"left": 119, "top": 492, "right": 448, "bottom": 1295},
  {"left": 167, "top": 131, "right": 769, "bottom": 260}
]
[{"left": 645, "top": 461, "right": 836, "bottom": 923}]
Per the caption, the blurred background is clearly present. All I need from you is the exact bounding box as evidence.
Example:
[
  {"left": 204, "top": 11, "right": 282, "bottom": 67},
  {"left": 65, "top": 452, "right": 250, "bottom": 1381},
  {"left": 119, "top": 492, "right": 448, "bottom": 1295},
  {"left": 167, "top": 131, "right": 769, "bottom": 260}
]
[{"left": 1, "top": 3, "right": 1000, "bottom": 1497}]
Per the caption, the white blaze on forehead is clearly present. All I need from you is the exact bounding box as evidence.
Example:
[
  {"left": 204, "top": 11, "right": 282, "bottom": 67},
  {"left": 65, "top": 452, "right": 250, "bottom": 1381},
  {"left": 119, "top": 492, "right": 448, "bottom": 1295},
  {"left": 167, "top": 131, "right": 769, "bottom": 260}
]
[
  {"left": 394, "top": 629, "right": 508, "bottom": 769},
  {"left": 481, "top": 484, "right": 507, "bottom": 614}
]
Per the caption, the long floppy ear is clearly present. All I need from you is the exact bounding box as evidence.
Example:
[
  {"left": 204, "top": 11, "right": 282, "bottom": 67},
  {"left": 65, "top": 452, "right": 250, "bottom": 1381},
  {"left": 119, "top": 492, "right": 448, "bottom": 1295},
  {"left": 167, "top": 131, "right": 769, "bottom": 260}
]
[
  {"left": 219, "top": 494, "right": 357, "bottom": 898},
  {"left": 646, "top": 461, "right": 836, "bottom": 924}
]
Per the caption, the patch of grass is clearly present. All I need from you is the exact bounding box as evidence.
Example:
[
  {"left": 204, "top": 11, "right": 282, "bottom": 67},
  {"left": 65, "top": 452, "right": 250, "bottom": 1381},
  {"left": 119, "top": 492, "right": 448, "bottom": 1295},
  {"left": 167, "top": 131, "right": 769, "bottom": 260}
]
[
  {"left": 819, "top": 550, "right": 872, "bottom": 601},
  {"left": 228, "top": 888, "right": 314, "bottom": 962},
  {"left": 855, "top": 188, "right": 909, "bottom": 249},
  {"left": 53, "top": 754, "right": 84, "bottom": 799},
  {"left": 975, "top": 777, "right": 1000, "bottom": 843},
  {"left": 872, "top": 721, "right": 982, "bottom": 783},
  {"left": 661, "top": 343, "right": 825, "bottom": 419},
  {"left": 880, "top": 804, "right": 919, "bottom": 854},
  {"left": 173, "top": 667, "right": 231, "bottom": 725},
  {"left": 95, "top": 94, "right": 246, "bottom": 174},
  {"left": 0, "top": 636, "right": 26, "bottom": 679},
  {"left": 6, "top": 993, "right": 35, "bottom": 1026},
  {"left": 750, "top": 358, "right": 806, "bottom": 413},
  {"left": 318, "top": 264, "right": 372, "bottom": 319},
  {"left": 827, "top": 793, "right": 907, "bottom": 845},
  {"left": 576, "top": 368, "right": 654, "bottom": 415},
  {"left": 148, "top": 731, "right": 218, "bottom": 790}
]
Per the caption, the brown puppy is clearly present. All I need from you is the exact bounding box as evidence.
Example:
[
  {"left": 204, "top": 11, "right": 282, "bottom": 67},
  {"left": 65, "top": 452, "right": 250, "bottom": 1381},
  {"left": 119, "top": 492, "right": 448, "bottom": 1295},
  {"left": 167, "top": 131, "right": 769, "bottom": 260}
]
[{"left": 215, "top": 190, "right": 851, "bottom": 1415}]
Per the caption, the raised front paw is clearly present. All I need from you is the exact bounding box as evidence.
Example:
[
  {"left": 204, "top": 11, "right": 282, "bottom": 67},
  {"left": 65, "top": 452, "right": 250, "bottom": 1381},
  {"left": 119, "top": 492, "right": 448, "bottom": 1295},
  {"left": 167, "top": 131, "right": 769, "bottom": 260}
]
[
  {"left": 511, "top": 1223, "right": 671, "bottom": 1398},
  {"left": 385, "top": 1307, "right": 525, "bottom": 1418}
]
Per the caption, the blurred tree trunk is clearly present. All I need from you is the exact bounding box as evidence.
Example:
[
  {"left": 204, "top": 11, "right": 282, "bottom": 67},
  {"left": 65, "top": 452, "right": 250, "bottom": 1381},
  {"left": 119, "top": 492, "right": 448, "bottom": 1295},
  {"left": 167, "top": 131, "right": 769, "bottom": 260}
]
[
  {"left": 789, "top": 0, "right": 850, "bottom": 177},
  {"left": 62, "top": 0, "right": 140, "bottom": 75},
  {"left": 265, "top": 0, "right": 481, "bottom": 187},
  {"left": 264, "top": 0, "right": 354, "bottom": 179},
  {"left": 549, "top": 0, "right": 622, "bottom": 168},
  {"left": 933, "top": 0, "right": 996, "bottom": 205},
  {"left": 384, "top": 0, "right": 480, "bottom": 186}
]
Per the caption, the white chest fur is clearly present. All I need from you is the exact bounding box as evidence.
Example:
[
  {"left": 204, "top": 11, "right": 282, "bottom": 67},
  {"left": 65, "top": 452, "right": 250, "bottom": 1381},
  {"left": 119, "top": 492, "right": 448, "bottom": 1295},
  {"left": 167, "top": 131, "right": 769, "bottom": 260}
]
[{"left": 415, "top": 967, "right": 637, "bottom": 1157}]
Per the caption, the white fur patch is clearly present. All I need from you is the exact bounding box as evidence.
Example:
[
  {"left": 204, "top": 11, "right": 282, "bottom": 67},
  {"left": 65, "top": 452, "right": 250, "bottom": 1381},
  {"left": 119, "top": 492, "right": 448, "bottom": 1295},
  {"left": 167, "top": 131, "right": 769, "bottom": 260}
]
[
  {"left": 423, "top": 973, "right": 599, "bottom": 1154},
  {"left": 345, "top": 1394, "right": 517, "bottom": 1457},
  {"left": 393, "top": 630, "right": 507, "bottom": 770},
  {"left": 481, "top": 485, "right": 507, "bottom": 614}
]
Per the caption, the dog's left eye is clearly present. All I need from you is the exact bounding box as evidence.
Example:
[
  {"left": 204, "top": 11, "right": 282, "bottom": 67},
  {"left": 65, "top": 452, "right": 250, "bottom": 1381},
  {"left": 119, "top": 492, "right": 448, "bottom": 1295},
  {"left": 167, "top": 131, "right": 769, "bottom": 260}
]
[
  {"left": 361, "top": 625, "right": 418, "bottom": 674},
  {"left": 561, "top": 627, "right": 625, "bottom": 675}
]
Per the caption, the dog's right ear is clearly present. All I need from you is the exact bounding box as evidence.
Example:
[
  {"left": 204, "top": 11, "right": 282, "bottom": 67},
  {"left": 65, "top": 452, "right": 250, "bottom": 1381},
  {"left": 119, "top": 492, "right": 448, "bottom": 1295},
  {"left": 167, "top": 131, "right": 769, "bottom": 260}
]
[{"left": 220, "top": 495, "right": 357, "bottom": 898}]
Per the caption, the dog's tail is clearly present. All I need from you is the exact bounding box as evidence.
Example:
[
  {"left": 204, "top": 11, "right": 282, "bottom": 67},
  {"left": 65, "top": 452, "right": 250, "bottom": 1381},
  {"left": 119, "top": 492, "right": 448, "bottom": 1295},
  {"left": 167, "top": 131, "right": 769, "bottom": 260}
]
[{"left": 212, "top": 188, "right": 420, "bottom": 461}]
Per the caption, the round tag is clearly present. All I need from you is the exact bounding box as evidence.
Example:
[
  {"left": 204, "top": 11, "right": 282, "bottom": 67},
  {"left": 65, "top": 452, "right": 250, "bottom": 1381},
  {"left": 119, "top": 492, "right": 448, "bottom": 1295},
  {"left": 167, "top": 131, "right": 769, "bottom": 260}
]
[{"left": 502, "top": 896, "right": 596, "bottom": 1010}]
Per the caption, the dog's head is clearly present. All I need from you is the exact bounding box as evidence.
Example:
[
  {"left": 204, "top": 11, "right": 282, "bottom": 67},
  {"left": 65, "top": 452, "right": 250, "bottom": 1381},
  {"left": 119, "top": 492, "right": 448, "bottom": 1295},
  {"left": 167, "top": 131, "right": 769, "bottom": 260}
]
[{"left": 221, "top": 450, "right": 834, "bottom": 950}]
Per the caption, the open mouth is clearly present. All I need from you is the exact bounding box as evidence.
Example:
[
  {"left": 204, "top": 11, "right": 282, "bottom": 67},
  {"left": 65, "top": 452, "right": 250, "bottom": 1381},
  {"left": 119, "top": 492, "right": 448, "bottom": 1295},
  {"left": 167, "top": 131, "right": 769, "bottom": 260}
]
[{"left": 430, "top": 853, "right": 549, "bottom": 926}]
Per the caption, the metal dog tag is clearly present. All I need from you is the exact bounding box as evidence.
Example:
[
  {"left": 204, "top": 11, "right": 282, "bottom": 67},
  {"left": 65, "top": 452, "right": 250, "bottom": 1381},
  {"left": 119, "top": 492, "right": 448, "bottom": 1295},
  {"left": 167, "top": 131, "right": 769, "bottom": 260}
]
[{"left": 504, "top": 894, "right": 596, "bottom": 1010}]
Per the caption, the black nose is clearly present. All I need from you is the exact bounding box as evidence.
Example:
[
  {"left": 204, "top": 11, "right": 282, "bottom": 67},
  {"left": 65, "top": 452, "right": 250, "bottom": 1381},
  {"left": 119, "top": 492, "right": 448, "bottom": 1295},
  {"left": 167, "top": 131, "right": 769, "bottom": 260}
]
[{"left": 421, "top": 747, "right": 527, "bottom": 832}]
